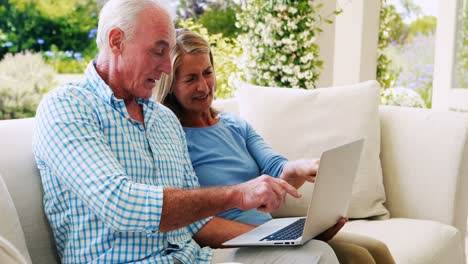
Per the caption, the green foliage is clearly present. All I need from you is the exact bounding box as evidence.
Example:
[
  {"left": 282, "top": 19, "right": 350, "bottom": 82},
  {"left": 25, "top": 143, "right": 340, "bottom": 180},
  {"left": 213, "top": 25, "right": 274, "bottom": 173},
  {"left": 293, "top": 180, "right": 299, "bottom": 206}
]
[
  {"left": 0, "top": 52, "right": 57, "bottom": 119},
  {"left": 0, "top": 28, "right": 6, "bottom": 46},
  {"left": 178, "top": 19, "right": 243, "bottom": 99},
  {"left": 43, "top": 45, "right": 89, "bottom": 74},
  {"left": 454, "top": 3, "right": 468, "bottom": 88},
  {"left": 0, "top": 0, "right": 99, "bottom": 72},
  {"left": 416, "top": 81, "right": 432, "bottom": 108},
  {"left": 409, "top": 16, "right": 437, "bottom": 36},
  {"left": 198, "top": 5, "right": 239, "bottom": 37},
  {"left": 236, "top": 0, "right": 334, "bottom": 89},
  {"left": 16, "top": 0, "right": 80, "bottom": 18},
  {"left": 177, "top": 0, "right": 207, "bottom": 19},
  {"left": 380, "top": 4, "right": 408, "bottom": 44},
  {"left": 376, "top": 52, "right": 399, "bottom": 89},
  {"left": 377, "top": 1, "right": 404, "bottom": 89}
]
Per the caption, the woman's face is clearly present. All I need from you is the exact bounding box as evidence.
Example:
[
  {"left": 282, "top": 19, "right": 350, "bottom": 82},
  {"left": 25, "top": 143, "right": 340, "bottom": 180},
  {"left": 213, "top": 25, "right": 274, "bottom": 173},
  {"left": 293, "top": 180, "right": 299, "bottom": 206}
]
[{"left": 173, "top": 53, "right": 215, "bottom": 115}]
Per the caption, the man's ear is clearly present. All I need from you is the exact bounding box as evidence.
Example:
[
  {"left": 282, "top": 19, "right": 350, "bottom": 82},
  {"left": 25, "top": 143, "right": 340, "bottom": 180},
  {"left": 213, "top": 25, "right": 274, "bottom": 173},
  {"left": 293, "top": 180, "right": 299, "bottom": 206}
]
[{"left": 108, "top": 28, "right": 125, "bottom": 54}]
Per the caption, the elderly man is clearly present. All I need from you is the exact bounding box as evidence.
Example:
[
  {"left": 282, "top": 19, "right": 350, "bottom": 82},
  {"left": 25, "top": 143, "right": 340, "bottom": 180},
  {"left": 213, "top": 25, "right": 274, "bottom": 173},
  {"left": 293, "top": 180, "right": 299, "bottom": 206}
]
[{"left": 33, "top": 0, "right": 341, "bottom": 263}]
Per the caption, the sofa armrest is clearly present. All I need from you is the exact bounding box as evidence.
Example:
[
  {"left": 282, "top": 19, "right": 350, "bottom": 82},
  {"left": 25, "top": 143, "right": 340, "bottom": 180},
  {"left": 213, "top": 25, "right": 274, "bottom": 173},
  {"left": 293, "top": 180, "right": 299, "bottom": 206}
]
[
  {"left": 0, "top": 118, "right": 59, "bottom": 263},
  {"left": 379, "top": 105, "right": 468, "bottom": 232}
]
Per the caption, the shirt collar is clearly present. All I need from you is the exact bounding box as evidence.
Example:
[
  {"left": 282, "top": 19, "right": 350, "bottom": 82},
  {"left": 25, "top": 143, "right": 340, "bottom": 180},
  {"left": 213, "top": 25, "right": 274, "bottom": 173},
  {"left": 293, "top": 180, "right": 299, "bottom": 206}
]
[
  {"left": 84, "top": 60, "right": 158, "bottom": 110},
  {"left": 84, "top": 61, "right": 115, "bottom": 105}
]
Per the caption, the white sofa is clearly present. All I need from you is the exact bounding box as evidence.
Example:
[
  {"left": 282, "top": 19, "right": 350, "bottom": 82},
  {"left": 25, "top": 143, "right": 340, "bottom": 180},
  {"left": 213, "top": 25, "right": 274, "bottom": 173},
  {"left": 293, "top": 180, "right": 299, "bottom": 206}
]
[
  {"left": 1, "top": 81, "right": 468, "bottom": 263},
  {"left": 213, "top": 81, "right": 468, "bottom": 264}
]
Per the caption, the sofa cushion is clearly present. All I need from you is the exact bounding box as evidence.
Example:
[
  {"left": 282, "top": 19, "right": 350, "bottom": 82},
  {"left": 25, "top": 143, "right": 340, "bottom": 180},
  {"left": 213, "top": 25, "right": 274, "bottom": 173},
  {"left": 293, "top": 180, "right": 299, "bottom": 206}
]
[
  {"left": 343, "top": 218, "right": 464, "bottom": 263},
  {"left": 0, "top": 174, "right": 31, "bottom": 263},
  {"left": 235, "top": 80, "right": 388, "bottom": 219},
  {"left": 212, "top": 98, "right": 240, "bottom": 114},
  {"left": 0, "top": 236, "right": 28, "bottom": 264}
]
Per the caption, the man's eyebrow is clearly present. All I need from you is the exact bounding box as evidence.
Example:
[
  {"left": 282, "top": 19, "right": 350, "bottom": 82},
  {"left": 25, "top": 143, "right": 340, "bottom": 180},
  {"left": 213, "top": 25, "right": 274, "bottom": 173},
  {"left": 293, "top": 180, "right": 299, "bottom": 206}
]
[{"left": 155, "top": 40, "right": 169, "bottom": 47}]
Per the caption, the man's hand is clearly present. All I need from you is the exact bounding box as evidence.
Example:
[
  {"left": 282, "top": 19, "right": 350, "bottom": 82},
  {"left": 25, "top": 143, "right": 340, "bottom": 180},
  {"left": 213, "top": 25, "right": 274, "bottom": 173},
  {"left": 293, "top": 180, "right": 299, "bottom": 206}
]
[
  {"left": 232, "top": 175, "right": 301, "bottom": 213},
  {"left": 315, "top": 217, "right": 348, "bottom": 241},
  {"left": 160, "top": 176, "right": 300, "bottom": 232},
  {"left": 280, "top": 159, "right": 320, "bottom": 189}
]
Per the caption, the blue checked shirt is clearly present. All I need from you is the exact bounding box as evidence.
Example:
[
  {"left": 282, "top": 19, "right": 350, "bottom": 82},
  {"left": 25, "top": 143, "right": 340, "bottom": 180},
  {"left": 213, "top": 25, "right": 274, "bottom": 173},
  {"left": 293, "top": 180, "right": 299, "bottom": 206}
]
[{"left": 33, "top": 62, "right": 213, "bottom": 264}]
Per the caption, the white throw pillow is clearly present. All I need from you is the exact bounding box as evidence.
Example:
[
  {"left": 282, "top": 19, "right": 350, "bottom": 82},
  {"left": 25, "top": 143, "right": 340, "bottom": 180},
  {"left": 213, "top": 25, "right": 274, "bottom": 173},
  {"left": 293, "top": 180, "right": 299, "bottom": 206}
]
[
  {"left": 235, "top": 80, "right": 389, "bottom": 219},
  {"left": 0, "top": 174, "right": 31, "bottom": 263}
]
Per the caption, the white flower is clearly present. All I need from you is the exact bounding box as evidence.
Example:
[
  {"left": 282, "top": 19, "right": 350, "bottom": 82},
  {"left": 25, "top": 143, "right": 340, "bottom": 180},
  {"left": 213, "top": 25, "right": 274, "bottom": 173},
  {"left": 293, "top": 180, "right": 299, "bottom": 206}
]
[
  {"left": 301, "top": 31, "right": 310, "bottom": 38},
  {"left": 305, "top": 81, "right": 315, "bottom": 88},
  {"left": 281, "top": 38, "right": 291, "bottom": 45},
  {"left": 382, "top": 30, "right": 389, "bottom": 38},
  {"left": 237, "top": 0, "right": 329, "bottom": 89},
  {"left": 287, "top": 21, "right": 297, "bottom": 30},
  {"left": 380, "top": 87, "right": 426, "bottom": 108},
  {"left": 275, "top": 4, "right": 286, "bottom": 12},
  {"left": 283, "top": 66, "right": 293, "bottom": 75}
]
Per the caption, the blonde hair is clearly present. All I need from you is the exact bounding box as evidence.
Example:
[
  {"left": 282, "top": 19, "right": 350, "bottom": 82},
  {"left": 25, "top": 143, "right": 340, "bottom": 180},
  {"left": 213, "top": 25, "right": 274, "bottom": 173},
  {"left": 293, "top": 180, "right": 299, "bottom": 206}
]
[{"left": 156, "top": 29, "right": 219, "bottom": 120}]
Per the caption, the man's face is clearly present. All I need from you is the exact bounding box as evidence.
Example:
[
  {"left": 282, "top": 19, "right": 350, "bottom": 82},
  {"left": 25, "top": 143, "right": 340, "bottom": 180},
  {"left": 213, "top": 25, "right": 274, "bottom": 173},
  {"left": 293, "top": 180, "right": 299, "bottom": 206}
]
[{"left": 117, "top": 7, "right": 175, "bottom": 99}]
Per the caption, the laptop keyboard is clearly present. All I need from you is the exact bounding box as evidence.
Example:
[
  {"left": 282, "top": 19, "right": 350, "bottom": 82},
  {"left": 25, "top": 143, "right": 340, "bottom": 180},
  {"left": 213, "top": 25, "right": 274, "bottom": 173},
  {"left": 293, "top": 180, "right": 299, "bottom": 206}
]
[{"left": 260, "top": 218, "right": 306, "bottom": 241}]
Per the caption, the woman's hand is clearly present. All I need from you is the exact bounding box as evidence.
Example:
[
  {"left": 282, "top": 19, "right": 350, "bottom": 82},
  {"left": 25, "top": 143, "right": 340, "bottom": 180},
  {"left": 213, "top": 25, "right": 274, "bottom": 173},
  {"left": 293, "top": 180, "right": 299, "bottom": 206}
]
[
  {"left": 315, "top": 217, "right": 348, "bottom": 241},
  {"left": 279, "top": 159, "right": 320, "bottom": 189}
]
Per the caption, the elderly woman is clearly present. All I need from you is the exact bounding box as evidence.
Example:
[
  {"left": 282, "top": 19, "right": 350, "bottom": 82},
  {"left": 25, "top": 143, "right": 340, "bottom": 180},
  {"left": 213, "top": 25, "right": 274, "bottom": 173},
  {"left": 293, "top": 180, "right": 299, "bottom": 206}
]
[{"left": 156, "top": 29, "right": 395, "bottom": 264}]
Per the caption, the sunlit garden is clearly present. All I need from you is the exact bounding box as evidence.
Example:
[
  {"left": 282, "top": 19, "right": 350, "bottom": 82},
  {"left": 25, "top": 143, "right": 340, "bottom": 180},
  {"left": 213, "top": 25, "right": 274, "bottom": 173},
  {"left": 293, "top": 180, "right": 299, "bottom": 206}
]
[{"left": 0, "top": 0, "right": 461, "bottom": 120}]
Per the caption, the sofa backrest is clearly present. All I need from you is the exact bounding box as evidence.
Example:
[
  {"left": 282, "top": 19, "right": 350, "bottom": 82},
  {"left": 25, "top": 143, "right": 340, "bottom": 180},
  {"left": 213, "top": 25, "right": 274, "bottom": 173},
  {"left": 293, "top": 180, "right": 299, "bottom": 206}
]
[
  {"left": 212, "top": 98, "right": 239, "bottom": 115},
  {"left": 379, "top": 106, "right": 468, "bottom": 233},
  {"left": 217, "top": 95, "right": 468, "bottom": 228},
  {"left": 0, "top": 118, "right": 59, "bottom": 264}
]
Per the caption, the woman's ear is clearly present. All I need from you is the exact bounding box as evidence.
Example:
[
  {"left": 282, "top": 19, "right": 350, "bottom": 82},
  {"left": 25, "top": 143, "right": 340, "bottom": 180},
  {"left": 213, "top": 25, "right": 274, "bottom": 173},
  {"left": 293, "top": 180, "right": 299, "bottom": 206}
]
[{"left": 108, "top": 28, "right": 125, "bottom": 54}]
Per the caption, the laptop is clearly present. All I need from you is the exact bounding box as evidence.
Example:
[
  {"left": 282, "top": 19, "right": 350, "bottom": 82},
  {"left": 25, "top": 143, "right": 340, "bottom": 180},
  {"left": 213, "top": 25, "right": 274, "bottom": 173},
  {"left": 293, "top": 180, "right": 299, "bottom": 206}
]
[{"left": 222, "top": 139, "right": 364, "bottom": 247}]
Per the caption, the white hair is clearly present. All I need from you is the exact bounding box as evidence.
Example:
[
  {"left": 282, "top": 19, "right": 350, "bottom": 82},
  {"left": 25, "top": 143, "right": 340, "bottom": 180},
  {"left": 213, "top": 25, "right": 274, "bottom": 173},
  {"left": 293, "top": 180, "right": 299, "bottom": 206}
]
[{"left": 96, "top": 0, "right": 176, "bottom": 51}]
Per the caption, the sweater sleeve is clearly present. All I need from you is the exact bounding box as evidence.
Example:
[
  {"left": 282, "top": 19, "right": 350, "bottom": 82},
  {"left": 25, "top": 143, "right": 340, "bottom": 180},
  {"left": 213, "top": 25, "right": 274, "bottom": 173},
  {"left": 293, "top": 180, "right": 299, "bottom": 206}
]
[{"left": 241, "top": 118, "right": 288, "bottom": 177}]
